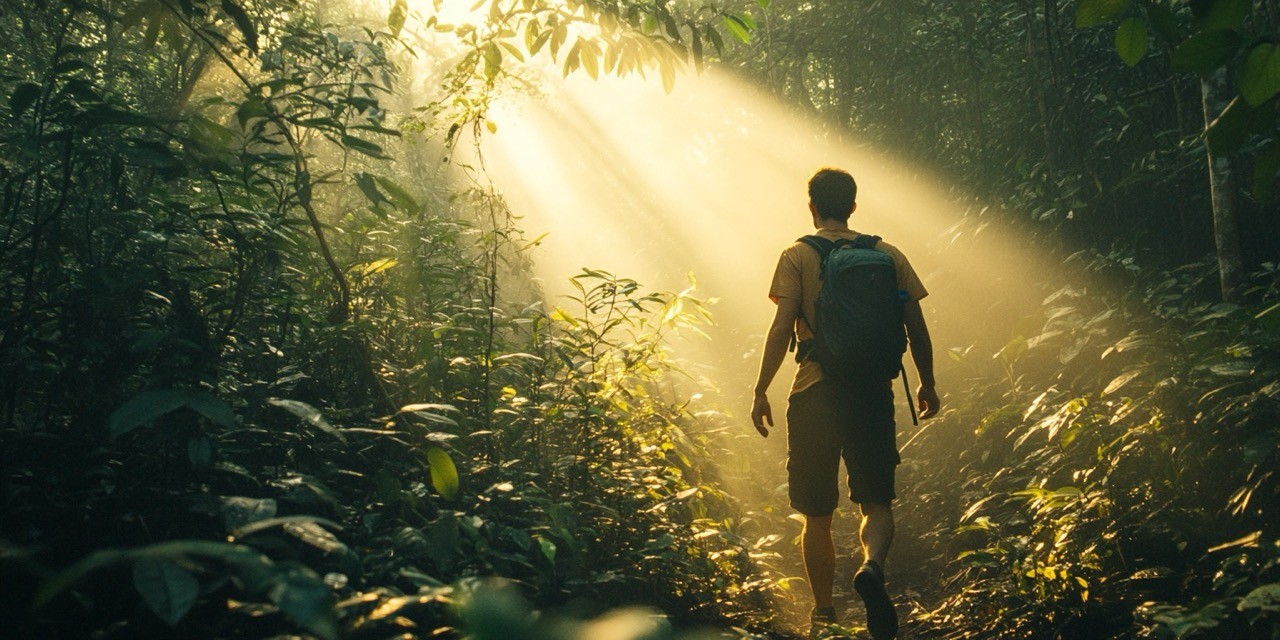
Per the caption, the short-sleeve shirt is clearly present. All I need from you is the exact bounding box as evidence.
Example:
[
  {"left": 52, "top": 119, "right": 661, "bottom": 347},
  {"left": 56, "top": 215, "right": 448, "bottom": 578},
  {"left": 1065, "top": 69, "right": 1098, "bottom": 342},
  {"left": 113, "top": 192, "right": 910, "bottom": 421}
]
[{"left": 769, "top": 228, "right": 928, "bottom": 397}]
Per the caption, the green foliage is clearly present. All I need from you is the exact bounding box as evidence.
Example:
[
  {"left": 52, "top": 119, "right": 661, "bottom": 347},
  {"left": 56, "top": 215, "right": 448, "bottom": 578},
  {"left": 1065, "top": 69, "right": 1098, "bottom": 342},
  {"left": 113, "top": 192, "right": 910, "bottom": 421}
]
[
  {"left": 900, "top": 256, "right": 1280, "bottom": 638},
  {"left": 0, "top": 0, "right": 777, "bottom": 637}
]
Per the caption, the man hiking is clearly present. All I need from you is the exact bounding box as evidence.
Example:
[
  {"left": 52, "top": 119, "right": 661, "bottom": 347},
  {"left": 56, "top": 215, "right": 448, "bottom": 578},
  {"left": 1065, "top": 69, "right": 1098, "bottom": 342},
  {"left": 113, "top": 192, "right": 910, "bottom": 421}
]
[{"left": 750, "top": 167, "right": 940, "bottom": 639}]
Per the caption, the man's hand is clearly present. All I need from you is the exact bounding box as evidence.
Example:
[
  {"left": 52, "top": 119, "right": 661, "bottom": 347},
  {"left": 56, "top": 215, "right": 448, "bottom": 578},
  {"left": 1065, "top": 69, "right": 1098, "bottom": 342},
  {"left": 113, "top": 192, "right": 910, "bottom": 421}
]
[
  {"left": 917, "top": 385, "right": 940, "bottom": 419},
  {"left": 750, "top": 393, "right": 773, "bottom": 437}
]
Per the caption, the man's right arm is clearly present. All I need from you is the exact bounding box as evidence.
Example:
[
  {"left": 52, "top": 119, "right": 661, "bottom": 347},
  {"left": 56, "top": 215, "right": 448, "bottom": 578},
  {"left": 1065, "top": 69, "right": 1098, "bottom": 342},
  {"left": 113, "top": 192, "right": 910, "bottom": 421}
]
[
  {"left": 751, "top": 295, "right": 801, "bottom": 437},
  {"left": 903, "top": 299, "right": 940, "bottom": 419}
]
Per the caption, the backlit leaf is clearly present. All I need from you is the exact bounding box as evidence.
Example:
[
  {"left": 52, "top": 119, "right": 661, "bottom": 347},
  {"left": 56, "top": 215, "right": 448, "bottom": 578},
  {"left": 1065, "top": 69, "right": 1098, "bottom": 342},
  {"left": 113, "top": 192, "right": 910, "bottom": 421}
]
[
  {"left": 723, "top": 15, "right": 751, "bottom": 44},
  {"left": 426, "top": 446, "right": 459, "bottom": 500},
  {"left": 219, "top": 0, "right": 258, "bottom": 53},
  {"left": 388, "top": 0, "right": 407, "bottom": 37},
  {"left": 267, "top": 398, "right": 348, "bottom": 442}
]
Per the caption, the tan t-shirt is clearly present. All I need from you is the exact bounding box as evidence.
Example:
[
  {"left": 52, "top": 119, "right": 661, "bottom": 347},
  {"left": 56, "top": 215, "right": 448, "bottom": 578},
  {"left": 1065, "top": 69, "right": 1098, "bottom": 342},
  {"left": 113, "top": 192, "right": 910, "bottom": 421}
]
[{"left": 769, "top": 228, "right": 929, "bottom": 397}]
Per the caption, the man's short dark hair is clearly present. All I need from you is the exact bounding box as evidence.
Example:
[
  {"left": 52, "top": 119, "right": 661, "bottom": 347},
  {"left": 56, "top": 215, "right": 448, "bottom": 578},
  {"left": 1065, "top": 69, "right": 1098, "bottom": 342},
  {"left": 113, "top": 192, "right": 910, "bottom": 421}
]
[{"left": 808, "top": 168, "right": 857, "bottom": 221}]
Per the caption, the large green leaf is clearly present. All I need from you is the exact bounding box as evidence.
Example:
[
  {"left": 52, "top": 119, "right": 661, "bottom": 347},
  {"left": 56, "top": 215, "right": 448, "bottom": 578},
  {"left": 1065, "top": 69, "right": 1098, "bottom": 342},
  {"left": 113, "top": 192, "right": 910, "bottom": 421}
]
[
  {"left": 1206, "top": 97, "right": 1269, "bottom": 155},
  {"left": 1199, "top": 0, "right": 1250, "bottom": 30},
  {"left": 426, "top": 446, "right": 459, "bottom": 500},
  {"left": 133, "top": 557, "right": 199, "bottom": 626},
  {"left": 109, "top": 390, "right": 235, "bottom": 439},
  {"left": 1075, "top": 0, "right": 1129, "bottom": 27},
  {"left": 722, "top": 15, "right": 751, "bottom": 44},
  {"left": 1239, "top": 583, "right": 1280, "bottom": 612},
  {"left": 1115, "top": 19, "right": 1149, "bottom": 67},
  {"left": 1241, "top": 43, "right": 1280, "bottom": 106},
  {"left": 1172, "top": 29, "right": 1244, "bottom": 76}
]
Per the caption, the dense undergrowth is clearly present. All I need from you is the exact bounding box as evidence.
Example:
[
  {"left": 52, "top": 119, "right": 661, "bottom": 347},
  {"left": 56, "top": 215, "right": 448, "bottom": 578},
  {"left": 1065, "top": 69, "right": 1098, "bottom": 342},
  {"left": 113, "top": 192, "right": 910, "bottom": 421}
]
[
  {"left": 0, "top": 1, "right": 784, "bottom": 638},
  {"left": 898, "top": 256, "right": 1280, "bottom": 639}
]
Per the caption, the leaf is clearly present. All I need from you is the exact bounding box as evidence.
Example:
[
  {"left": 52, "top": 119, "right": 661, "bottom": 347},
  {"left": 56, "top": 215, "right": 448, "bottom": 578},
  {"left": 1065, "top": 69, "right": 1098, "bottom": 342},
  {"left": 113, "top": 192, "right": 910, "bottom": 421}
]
[
  {"left": 483, "top": 41, "right": 502, "bottom": 81},
  {"left": 388, "top": 0, "right": 407, "bottom": 37},
  {"left": 426, "top": 446, "right": 459, "bottom": 500},
  {"left": 186, "top": 393, "right": 236, "bottom": 427},
  {"left": 1251, "top": 142, "right": 1280, "bottom": 199},
  {"left": 267, "top": 398, "right": 348, "bottom": 443},
  {"left": 659, "top": 58, "right": 675, "bottom": 94},
  {"left": 1206, "top": 97, "right": 1269, "bottom": 155},
  {"left": 37, "top": 541, "right": 273, "bottom": 609},
  {"left": 51, "top": 59, "right": 87, "bottom": 75},
  {"left": 1172, "top": 29, "right": 1244, "bottom": 76},
  {"left": 374, "top": 176, "right": 418, "bottom": 211},
  {"left": 1239, "top": 583, "right": 1280, "bottom": 612},
  {"left": 354, "top": 172, "right": 386, "bottom": 206},
  {"left": 109, "top": 390, "right": 234, "bottom": 439},
  {"left": 220, "top": 496, "right": 278, "bottom": 530},
  {"left": 282, "top": 522, "right": 346, "bottom": 554},
  {"left": 231, "top": 515, "right": 343, "bottom": 540},
  {"left": 1103, "top": 369, "right": 1144, "bottom": 396},
  {"left": 536, "top": 535, "right": 557, "bottom": 564},
  {"left": 219, "top": 0, "right": 258, "bottom": 53},
  {"left": 1075, "top": 0, "right": 1129, "bottom": 27},
  {"left": 1241, "top": 43, "right": 1280, "bottom": 106},
  {"left": 399, "top": 403, "right": 459, "bottom": 414},
  {"left": 1115, "top": 19, "right": 1149, "bottom": 67},
  {"left": 133, "top": 557, "right": 199, "bottom": 626},
  {"left": 722, "top": 15, "right": 751, "bottom": 44},
  {"left": 1200, "top": 0, "right": 1250, "bottom": 30},
  {"left": 340, "top": 135, "right": 387, "bottom": 158},
  {"left": 269, "top": 566, "right": 337, "bottom": 640},
  {"left": 357, "top": 258, "right": 399, "bottom": 277},
  {"left": 9, "top": 82, "right": 41, "bottom": 118}
]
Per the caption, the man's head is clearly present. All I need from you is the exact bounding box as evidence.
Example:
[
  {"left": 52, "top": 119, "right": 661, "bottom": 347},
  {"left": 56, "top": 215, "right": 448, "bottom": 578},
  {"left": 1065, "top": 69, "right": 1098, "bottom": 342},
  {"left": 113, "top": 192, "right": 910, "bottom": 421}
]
[{"left": 807, "top": 167, "right": 857, "bottom": 222}]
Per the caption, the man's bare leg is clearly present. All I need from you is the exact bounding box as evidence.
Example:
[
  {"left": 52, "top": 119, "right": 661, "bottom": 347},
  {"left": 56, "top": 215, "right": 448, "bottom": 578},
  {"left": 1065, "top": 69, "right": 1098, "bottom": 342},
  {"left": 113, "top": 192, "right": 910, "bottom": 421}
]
[
  {"left": 858, "top": 502, "right": 894, "bottom": 566},
  {"left": 802, "top": 514, "right": 836, "bottom": 610},
  {"left": 855, "top": 501, "right": 898, "bottom": 639}
]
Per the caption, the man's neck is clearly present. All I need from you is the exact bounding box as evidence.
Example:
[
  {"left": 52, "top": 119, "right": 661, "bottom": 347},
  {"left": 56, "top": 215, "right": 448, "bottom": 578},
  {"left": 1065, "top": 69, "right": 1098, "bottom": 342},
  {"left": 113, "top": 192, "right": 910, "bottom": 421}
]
[{"left": 815, "top": 222, "right": 850, "bottom": 232}]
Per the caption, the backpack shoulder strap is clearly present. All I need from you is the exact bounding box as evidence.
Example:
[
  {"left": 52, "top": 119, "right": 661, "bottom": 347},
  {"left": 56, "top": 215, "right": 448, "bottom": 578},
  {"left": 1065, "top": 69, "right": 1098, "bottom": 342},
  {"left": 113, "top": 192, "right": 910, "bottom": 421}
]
[
  {"left": 853, "top": 234, "right": 882, "bottom": 250},
  {"left": 797, "top": 235, "right": 835, "bottom": 260},
  {"left": 797, "top": 235, "right": 852, "bottom": 280}
]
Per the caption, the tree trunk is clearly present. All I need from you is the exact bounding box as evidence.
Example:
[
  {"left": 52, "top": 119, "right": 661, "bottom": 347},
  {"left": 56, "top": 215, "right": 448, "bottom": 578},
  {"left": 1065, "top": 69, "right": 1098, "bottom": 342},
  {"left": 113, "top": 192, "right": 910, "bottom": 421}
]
[{"left": 1201, "top": 68, "right": 1245, "bottom": 302}]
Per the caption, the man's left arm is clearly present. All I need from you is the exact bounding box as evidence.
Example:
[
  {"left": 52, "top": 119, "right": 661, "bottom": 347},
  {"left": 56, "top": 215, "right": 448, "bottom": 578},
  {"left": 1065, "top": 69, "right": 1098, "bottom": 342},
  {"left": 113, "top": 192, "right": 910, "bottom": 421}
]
[{"left": 903, "top": 299, "right": 940, "bottom": 419}]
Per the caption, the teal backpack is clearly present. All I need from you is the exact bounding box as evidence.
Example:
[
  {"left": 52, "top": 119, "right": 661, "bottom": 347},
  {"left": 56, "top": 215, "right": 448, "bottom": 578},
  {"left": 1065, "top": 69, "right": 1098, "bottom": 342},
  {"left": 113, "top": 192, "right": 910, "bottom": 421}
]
[{"left": 795, "top": 234, "right": 907, "bottom": 382}]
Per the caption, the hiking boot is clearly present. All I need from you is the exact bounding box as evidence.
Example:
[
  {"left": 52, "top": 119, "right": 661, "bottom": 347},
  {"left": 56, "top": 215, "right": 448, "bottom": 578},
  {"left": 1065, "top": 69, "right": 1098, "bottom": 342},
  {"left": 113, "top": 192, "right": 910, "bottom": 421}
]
[
  {"left": 808, "top": 606, "right": 837, "bottom": 639},
  {"left": 854, "top": 560, "right": 897, "bottom": 640}
]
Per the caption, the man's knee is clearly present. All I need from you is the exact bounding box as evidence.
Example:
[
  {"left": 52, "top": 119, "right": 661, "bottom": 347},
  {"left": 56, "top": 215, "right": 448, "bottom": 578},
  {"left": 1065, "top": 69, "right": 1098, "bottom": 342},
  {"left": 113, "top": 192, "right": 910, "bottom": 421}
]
[
  {"left": 804, "top": 514, "right": 834, "bottom": 532},
  {"left": 858, "top": 501, "right": 892, "bottom": 519}
]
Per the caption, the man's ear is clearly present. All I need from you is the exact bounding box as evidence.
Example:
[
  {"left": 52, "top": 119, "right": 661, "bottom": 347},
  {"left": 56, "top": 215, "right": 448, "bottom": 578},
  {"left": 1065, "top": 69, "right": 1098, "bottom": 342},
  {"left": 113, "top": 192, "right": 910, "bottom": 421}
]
[
  {"left": 808, "top": 201, "right": 817, "bottom": 216},
  {"left": 850, "top": 202, "right": 858, "bottom": 215}
]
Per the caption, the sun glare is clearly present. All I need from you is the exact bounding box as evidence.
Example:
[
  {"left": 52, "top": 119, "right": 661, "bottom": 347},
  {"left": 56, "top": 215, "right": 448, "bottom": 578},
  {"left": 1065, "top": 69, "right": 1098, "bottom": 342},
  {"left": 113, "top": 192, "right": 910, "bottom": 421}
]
[{"left": 469, "top": 68, "right": 1060, "bottom": 385}]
